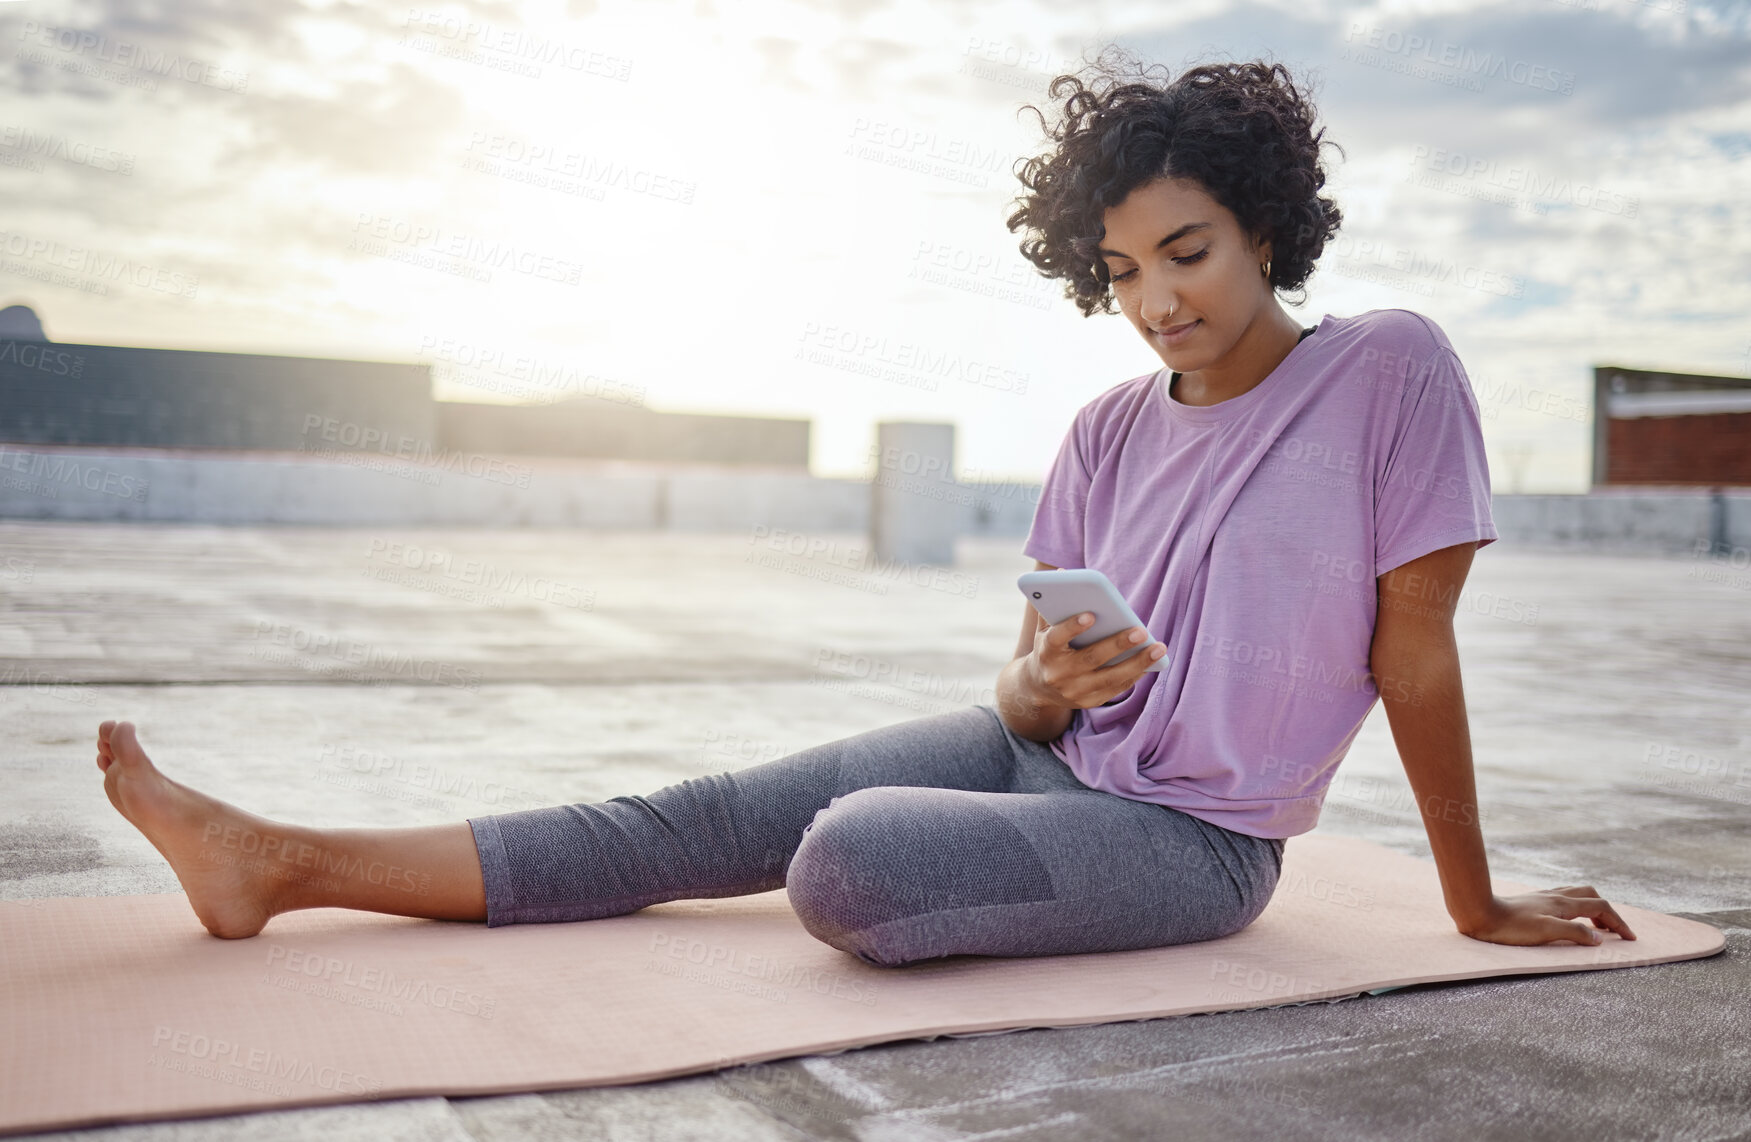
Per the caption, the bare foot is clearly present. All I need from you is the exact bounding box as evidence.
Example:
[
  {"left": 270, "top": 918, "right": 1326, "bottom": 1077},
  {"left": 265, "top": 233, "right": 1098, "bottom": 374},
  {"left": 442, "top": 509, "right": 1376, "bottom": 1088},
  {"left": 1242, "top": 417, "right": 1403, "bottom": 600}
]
[{"left": 97, "top": 720, "right": 290, "bottom": 938}]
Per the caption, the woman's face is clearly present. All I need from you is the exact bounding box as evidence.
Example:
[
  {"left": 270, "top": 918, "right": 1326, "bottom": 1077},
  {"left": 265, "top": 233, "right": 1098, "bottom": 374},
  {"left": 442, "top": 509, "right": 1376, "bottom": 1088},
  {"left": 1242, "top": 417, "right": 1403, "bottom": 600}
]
[{"left": 1097, "top": 177, "right": 1273, "bottom": 372}]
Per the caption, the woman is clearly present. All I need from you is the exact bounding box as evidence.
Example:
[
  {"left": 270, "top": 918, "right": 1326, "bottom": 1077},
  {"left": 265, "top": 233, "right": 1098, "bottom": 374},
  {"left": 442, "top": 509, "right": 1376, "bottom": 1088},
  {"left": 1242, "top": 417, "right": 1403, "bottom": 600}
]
[{"left": 94, "top": 51, "right": 1634, "bottom": 966}]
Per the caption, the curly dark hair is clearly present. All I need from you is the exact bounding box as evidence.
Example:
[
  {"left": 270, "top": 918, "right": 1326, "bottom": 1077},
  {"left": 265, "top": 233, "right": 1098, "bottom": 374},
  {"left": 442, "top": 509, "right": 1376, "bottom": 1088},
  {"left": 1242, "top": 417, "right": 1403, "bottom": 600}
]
[{"left": 1005, "top": 47, "right": 1345, "bottom": 318}]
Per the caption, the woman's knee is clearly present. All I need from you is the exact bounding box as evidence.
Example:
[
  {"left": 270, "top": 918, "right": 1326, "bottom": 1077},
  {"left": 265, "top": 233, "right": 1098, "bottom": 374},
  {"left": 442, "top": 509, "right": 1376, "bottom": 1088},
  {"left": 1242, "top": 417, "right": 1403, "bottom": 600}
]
[
  {"left": 787, "top": 788, "right": 958, "bottom": 966},
  {"left": 788, "top": 791, "right": 888, "bottom": 925},
  {"left": 786, "top": 786, "right": 1065, "bottom": 966}
]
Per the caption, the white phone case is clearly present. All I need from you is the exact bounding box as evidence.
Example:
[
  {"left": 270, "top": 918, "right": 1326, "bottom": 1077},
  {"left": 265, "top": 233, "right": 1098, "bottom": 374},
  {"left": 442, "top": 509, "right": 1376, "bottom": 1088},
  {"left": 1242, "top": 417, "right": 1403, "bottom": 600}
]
[{"left": 1016, "top": 568, "right": 1168, "bottom": 672}]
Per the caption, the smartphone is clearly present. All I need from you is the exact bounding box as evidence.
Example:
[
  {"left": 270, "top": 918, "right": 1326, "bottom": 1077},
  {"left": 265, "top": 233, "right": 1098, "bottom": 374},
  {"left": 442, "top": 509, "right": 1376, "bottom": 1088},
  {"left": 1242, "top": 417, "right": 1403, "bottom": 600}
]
[{"left": 1016, "top": 568, "right": 1168, "bottom": 672}]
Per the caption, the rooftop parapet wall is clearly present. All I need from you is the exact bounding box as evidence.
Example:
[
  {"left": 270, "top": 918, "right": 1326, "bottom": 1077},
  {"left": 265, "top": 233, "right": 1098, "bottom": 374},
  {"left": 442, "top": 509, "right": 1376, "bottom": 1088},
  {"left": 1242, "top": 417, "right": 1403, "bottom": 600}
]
[{"left": 2, "top": 443, "right": 1748, "bottom": 558}]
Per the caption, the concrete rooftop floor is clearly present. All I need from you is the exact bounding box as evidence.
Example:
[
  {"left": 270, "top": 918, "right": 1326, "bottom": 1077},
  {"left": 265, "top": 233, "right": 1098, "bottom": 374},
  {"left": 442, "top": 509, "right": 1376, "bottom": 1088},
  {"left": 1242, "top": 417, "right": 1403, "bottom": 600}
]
[{"left": 1, "top": 519, "right": 1748, "bottom": 1142}]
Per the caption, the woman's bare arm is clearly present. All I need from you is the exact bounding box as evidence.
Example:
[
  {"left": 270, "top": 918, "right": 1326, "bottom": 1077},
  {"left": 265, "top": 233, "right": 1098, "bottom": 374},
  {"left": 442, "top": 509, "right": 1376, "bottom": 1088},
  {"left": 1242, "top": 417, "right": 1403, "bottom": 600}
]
[{"left": 1369, "top": 541, "right": 1634, "bottom": 945}]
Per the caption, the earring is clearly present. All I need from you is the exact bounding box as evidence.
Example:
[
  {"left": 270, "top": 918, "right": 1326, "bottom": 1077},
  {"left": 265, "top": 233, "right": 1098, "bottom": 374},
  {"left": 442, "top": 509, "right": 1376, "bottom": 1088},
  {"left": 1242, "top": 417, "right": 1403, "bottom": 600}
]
[{"left": 1261, "top": 259, "right": 1271, "bottom": 278}]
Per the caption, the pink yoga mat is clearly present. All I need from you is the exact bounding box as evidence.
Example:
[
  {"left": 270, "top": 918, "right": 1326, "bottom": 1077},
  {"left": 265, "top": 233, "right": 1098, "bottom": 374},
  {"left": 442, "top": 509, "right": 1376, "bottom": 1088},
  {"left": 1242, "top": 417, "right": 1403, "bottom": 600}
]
[{"left": 0, "top": 835, "right": 1724, "bottom": 1136}]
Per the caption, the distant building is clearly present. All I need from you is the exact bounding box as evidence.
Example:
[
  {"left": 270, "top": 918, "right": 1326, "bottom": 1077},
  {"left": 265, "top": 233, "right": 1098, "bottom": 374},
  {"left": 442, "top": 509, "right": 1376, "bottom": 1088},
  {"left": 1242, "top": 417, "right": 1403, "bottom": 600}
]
[
  {"left": 434, "top": 398, "right": 809, "bottom": 467},
  {"left": 0, "top": 313, "right": 809, "bottom": 468},
  {"left": 1592, "top": 364, "right": 1751, "bottom": 487},
  {"left": 0, "top": 304, "right": 47, "bottom": 341},
  {"left": 0, "top": 338, "right": 434, "bottom": 453}
]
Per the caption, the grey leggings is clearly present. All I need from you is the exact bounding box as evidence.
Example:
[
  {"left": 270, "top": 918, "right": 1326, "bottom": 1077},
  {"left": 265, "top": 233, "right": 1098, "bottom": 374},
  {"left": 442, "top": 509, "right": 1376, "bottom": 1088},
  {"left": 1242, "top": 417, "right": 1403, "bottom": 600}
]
[{"left": 465, "top": 703, "right": 1286, "bottom": 967}]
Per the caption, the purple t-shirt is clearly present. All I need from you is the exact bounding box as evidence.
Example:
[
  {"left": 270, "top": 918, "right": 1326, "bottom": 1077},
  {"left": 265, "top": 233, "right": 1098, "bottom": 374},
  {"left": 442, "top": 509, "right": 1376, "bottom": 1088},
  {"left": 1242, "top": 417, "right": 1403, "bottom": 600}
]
[{"left": 1022, "top": 308, "right": 1497, "bottom": 839}]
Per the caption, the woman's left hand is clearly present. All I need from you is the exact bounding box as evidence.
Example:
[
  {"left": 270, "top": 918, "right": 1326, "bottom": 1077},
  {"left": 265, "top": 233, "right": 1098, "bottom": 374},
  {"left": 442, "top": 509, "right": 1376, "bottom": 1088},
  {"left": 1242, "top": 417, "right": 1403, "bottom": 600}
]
[{"left": 1457, "top": 886, "right": 1637, "bottom": 946}]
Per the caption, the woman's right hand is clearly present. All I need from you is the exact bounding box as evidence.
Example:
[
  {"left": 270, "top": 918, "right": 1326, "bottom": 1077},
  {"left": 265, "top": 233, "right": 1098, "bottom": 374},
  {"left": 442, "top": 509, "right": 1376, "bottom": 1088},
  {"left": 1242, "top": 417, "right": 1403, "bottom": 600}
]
[{"left": 1023, "top": 611, "right": 1167, "bottom": 711}]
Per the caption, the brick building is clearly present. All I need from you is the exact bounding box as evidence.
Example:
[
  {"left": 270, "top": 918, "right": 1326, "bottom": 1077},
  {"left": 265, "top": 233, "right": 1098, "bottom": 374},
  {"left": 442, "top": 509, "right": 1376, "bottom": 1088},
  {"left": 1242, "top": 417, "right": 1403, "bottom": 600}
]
[{"left": 1592, "top": 364, "right": 1751, "bottom": 487}]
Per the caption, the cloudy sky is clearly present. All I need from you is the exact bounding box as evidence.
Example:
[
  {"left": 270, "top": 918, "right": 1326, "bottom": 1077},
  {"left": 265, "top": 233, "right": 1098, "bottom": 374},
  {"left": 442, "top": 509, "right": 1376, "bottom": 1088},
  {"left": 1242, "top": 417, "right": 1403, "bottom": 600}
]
[{"left": 1, "top": 0, "right": 1747, "bottom": 491}]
